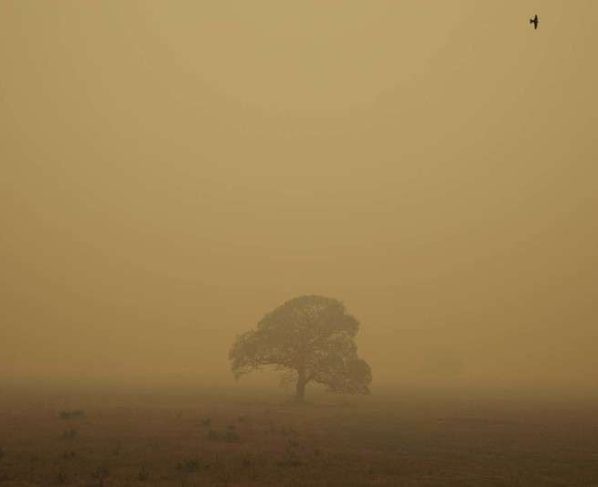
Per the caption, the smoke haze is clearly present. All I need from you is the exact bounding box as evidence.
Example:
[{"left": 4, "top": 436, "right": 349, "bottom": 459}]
[{"left": 2, "top": 1, "right": 597, "bottom": 393}]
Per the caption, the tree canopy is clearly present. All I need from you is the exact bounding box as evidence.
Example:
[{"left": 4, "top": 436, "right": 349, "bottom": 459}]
[{"left": 229, "top": 295, "right": 372, "bottom": 401}]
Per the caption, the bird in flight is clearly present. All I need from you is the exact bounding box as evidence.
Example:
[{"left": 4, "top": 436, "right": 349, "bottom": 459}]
[{"left": 530, "top": 14, "right": 539, "bottom": 30}]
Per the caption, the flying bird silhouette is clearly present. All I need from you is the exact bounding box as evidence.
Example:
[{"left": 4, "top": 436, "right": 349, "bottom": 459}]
[{"left": 530, "top": 14, "right": 539, "bottom": 30}]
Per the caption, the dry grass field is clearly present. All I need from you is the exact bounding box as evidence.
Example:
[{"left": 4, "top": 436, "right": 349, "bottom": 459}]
[{"left": 1, "top": 386, "right": 597, "bottom": 486}]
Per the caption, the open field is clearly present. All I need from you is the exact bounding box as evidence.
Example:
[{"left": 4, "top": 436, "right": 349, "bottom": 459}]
[{"left": 0, "top": 386, "right": 597, "bottom": 486}]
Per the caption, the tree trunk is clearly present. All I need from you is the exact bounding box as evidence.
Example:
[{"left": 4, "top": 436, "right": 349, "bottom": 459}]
[{"left": 295, "top": 369, "right": 307, "bottom": 402}]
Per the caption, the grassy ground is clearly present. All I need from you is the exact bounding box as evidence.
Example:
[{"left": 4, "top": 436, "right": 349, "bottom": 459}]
[{"left": 0, "top": 386, "right": 597, "bottom": 486}]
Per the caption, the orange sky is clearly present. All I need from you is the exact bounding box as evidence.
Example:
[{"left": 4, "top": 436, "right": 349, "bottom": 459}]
[{"left": 1, "top": 1, "right": 597, "bottom": 392}]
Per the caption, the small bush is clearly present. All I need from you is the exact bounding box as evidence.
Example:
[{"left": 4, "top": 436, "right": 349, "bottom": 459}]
[
  {"left": 56, "top": 469, "right": 68, "bottom": 484},
  {"left": 112, "top": 442, "right": 122, "bottom": 456},
  {"left": 91, "top": 465, "right": 110, "bottom": 487},
  {"left": 177, "top": 458, "right": 201, "bottom": 473},
  {"left": 59, "top": 410, "right": 85, "bottom": 420},
  {"left": 277, "top": 439, "right": 304, "bottom": 467},
  {"left": 224, "top": 428, "right": 240, "bottom": 443},
  {"left": 280, "top": 426, "right": 298, "bottom": 437},
  {"left": 278, "top": 449, "right": 303, "bottom": 467},
  {"left": 241, "top": 455, "right": 253, "bottom": 469},
  {"left": 61, "top": 428, "right": 78, "bottom": 440},
  {"left": 138, "top": 465, "right": 150, "bottom": 481}
]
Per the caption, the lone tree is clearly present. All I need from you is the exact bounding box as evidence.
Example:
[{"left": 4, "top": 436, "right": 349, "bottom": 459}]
[{"left": 229, "top": 295, "right": 372, "bottom": 401}]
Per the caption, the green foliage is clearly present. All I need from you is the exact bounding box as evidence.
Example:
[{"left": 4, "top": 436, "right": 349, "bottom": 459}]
[
  {"left": 177, "top": 458, "right": 201, "bottom": 473},
  {"left": 112, "top": 441, "right": 122, "bottom": 456},
  {"left": 61, "top": 428, "right": 78, "bottom": 440},
  {"left": 207, "top": 425, "right": 241, "bottom": 443},
  {"left": 229, "top": 295, "right": 372, "bottom": 399},
  {"left": 61, "top": 450, "right": 76, "bottom": 460},
  {"left": 278, "top": 438, "right": 304, "bottom": 467},
  {"left": 91, "top": 465, "right": 109, "bottom": 487},
  {"left": 224, "top": 424, "right": 240, "bottom": 442},
  {"left": 138, "top": 465, "right": 150, "bottom": 481},
  {"left": 58, "top": 410, "right": 85, "bottom": 420},
  {"left": 55, "top": 469, "right": 68, "bottom": 484}
]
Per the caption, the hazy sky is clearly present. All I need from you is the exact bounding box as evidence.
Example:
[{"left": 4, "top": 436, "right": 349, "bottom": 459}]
[{"left": 1, "top": 1, "right": 597, "bottom": 391}]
